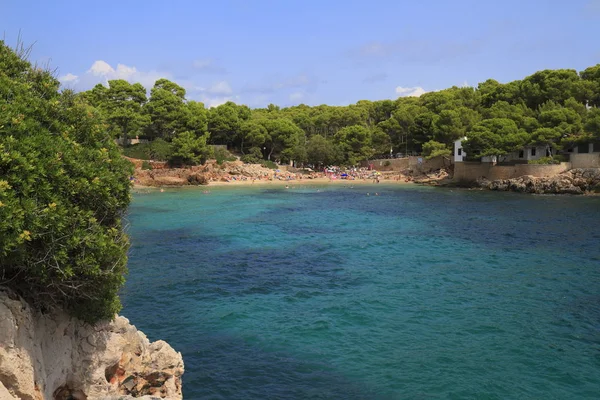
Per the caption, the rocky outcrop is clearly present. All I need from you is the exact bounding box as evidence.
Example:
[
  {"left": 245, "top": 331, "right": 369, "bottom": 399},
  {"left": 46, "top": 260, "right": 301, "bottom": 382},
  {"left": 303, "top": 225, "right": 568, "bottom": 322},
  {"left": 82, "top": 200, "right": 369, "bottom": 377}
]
[
  {"left": 0, "top": 289, "right": 183, "bottom": 400},
  {"left": 479, "top": 168, "right": 600, "bottom": 195},
  {"left": 134, "top": 160, "right": 271, "bottom": 186}
]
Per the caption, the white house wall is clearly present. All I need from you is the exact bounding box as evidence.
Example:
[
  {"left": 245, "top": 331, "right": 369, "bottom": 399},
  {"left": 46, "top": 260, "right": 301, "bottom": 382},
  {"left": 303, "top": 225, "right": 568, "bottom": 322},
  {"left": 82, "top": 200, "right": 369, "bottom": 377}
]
[{"left": 454, "top": 138, "right": 465, "bottom": 162}]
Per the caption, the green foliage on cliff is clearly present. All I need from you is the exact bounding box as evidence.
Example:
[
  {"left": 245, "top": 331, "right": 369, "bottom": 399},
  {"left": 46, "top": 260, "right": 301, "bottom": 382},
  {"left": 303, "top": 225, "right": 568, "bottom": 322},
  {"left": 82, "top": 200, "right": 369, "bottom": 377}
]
[{"left": 0, "top": 42, "right": 132, "bottom": 323}]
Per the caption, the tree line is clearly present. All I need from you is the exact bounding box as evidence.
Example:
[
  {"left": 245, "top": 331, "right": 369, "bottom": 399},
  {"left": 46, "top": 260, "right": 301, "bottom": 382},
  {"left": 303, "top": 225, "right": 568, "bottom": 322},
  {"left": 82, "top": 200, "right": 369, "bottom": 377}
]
[{"left": 81, "top": 66, "right": 600, "bottom": 167}]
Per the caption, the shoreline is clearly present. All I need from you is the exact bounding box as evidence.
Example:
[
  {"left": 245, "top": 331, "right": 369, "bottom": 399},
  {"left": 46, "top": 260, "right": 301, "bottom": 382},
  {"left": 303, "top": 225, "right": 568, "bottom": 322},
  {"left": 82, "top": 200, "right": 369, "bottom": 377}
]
[{"left": 133, "top": 176, "right": 417, "bottom": 189}]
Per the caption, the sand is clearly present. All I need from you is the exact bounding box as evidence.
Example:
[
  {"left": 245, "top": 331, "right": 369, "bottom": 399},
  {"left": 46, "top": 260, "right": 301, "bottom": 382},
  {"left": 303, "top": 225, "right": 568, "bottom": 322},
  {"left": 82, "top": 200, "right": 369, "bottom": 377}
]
[{"left": 134, "top": 176, "right": 415, "bottom": 190}]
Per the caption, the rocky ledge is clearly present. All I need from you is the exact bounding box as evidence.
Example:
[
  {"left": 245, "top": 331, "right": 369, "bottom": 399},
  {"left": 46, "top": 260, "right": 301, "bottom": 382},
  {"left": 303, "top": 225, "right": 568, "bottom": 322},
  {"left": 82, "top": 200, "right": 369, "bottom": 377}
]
[
  {"left": 0, "top": 289, "right": 183, "bottom": 400},
  {"left": 479, "top": 168, "right": 600, "bottom": 195},
  {"left": 134, "top": 160, "right": 288, "bottom": 187}
]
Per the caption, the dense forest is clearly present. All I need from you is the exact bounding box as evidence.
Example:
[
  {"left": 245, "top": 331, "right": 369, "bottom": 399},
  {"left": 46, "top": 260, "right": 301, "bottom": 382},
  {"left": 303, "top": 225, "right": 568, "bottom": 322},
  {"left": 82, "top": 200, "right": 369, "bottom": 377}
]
[{"left": 81, "top": 65, "right": 600, "bottom": 167}]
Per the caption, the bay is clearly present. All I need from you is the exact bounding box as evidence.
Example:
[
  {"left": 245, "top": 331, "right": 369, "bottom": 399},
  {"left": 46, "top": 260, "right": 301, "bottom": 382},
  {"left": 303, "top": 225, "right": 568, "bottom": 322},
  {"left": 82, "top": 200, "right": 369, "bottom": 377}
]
[{"left": 121, "top": 185, "right": 600, "bottom": 399}]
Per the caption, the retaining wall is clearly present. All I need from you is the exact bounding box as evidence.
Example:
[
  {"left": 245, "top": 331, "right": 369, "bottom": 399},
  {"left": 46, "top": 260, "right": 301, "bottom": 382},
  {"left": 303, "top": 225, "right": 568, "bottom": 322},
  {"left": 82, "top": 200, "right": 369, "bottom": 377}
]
[
  {"left": 408, "top": 156, "right": 449, "bottom": 172},
  {"left": 570, "top": 153, "right": 600, "bottom": 169},
  {"left": 361, "top": 156, "right": 448, "bottom": 172},
  {"left": 361, "top": 158, "right": 409, "bottom": 171},
  {"left": 454, "top": 162, "right": 571, "bottom": 182}
]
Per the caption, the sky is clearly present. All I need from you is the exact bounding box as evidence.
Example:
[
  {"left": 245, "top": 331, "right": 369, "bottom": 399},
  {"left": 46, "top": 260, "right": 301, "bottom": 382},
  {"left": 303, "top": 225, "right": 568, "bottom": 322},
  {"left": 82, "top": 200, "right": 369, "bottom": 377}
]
[{"left": 1, "top": 0, "right": 599, "bottom": 108}]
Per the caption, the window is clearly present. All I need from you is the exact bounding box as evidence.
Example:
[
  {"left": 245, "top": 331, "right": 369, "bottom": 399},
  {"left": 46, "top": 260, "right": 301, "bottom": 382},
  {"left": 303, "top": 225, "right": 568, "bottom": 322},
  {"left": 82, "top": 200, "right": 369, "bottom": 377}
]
[
  {"left": 519, "top": 150, "right": 524, "bottom": 158},
  {"left": 531, "top": 148, "right": 536, "bottom": 156},
  {"left": 578, "top": 143, "right": 589, "bottom": 153},
  {"left": 457, "top": 148, "right": 462, "bottom": 156}
]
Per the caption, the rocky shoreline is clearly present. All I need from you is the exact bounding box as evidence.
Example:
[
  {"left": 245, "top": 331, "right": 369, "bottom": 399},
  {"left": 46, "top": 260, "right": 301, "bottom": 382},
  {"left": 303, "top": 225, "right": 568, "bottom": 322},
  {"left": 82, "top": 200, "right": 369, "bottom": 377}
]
[
  {"left": 133, "top": 160, "right": 315, "bottom": 187},
  {"left": 477, "top": 168, "right": 600, "bottom": 195},
  {"left": 0, "top": 289, "right": 183, "bottom": 400}
]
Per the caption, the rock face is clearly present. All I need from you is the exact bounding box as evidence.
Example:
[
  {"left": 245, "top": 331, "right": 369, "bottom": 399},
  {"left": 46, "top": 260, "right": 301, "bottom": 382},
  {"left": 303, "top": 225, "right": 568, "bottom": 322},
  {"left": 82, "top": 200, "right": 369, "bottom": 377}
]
[
  {"left": 0, "top": 289, "right": 183, "bottom": 400},
  {"left": 133, "top": 160, "right": 301, "bottom": 187},
  {"left": 479, "top": 168, "right": 600, "bottom": 195}
]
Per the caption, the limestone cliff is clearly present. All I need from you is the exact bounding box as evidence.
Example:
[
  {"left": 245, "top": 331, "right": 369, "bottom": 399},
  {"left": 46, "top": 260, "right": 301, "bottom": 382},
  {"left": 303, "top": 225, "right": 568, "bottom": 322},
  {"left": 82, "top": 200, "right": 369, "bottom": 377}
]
[{"left": 0, "top": 288, "right": 183, "bottom": 400}]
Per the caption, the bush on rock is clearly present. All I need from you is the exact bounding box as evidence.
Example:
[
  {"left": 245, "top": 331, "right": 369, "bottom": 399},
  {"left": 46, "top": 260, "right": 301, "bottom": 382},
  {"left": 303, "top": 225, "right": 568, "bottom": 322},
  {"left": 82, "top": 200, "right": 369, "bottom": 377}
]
[{"left": 0, "top": 42, "right": 133, "bottom": 323}]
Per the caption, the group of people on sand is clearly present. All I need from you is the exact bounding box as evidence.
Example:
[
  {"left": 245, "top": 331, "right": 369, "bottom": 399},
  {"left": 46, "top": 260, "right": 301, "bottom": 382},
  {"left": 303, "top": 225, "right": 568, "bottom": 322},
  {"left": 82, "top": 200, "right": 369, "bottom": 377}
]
[
  {"left": 324, "top": 166, "right": 382, "bottom": 182},
  {"left": 212, "top": 165, "right": 417, "bottom": 185},
  {"left": 222, "top": 171, "right": 309, "bottom": 183}
]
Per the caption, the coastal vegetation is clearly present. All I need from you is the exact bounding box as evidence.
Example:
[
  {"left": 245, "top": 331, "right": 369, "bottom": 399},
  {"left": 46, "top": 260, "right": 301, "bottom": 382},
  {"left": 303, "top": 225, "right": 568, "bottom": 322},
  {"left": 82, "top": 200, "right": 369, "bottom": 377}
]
[
  {"left": 0, "top": 42, "right": 132, "bottom": 323},
  {"left": 84, "top": 65, "right": 600, "bottom": 166}
]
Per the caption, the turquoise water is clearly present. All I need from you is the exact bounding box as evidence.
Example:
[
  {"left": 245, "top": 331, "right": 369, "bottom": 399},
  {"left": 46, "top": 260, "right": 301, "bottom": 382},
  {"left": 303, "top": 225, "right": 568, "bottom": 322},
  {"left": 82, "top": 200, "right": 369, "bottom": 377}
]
[{"left": 121, "top": 185, "right": 600, "bottom": 399}]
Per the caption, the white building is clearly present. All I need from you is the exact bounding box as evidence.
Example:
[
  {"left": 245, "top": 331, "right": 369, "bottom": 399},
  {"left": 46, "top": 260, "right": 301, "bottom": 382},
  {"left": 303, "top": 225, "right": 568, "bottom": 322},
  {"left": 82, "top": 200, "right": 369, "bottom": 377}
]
[
  {"left": 453, "top": 138, "right": 552, "bottom": 163},
  {"left": 454, "top": 138, "right": 467, "bottom": 162}
]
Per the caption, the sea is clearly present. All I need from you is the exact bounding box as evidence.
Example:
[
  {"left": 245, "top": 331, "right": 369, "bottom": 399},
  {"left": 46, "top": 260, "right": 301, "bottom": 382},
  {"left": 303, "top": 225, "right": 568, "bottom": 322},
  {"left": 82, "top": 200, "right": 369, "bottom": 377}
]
[{"left": 120, "top": 184, "right": 600, "bottom": 399}]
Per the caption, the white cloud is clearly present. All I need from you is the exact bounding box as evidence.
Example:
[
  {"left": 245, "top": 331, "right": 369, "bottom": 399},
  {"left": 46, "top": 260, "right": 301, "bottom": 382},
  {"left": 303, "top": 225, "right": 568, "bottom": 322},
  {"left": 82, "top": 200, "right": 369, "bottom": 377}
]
[
  {"left": 59, "top": 73, "right": 79, "bottom": 83},
  {"left": 198, "top": 95, "right": 240, "bottom": 108},
  {"left": 186, "top": 81, "right": 235, "bottom": 106},
  {"left": 395, "top": 86, "right": 427, "bottom": 97},
  {"left": 88, "top": 60, "right": 115, "bottom": 76},
  {"left": 60, "top": 60, "right": 173, "bottom": 90},
  {"left": 207, "top": 81, "right": 233, "bottom": 95}
]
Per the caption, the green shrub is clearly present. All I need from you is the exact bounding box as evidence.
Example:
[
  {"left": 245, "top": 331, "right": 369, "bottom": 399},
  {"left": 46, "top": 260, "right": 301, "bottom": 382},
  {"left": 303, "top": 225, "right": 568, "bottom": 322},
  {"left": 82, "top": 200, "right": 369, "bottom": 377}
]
[
  {"left": 383, "top": 160, "right": 391, "bottom": 167},
  {"left": 240, "top": 147, "right": 263, "bottom": 164},
  {"left": 0, "top": 42, "right": 132, "bottom": 323},
  {"left": 528, "top": 155, "right": 566, "bottom": 165},
  {"left": 214, "top": 147, "right": 237, "bottom": 165},
  {"left": 149, "top": 138, "right": 173, "bottom": 161},
  {"left": 261, "top": 160, "right": 278, "bottom": 169},
  {"left": 122, "top": 139, "right": 173, "bottom": 161},
  {"left": 122, "top": 143, "right": 152, "bottom": 160},
  {"left": 141, "top": 161, "right": 153, "bottom": 170}
]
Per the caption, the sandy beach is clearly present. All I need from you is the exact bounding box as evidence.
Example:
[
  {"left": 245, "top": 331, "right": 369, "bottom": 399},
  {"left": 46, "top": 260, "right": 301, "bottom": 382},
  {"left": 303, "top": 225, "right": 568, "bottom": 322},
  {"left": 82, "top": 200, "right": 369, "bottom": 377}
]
[
  {"left": 134, "top": 175, "right": 416, "bottom": 189},
  {"left": 131, "top": 159, "right": 424, "bottom": 189},
  {"left": 206, "top": 175, "right": 414, "bottom": 186}
]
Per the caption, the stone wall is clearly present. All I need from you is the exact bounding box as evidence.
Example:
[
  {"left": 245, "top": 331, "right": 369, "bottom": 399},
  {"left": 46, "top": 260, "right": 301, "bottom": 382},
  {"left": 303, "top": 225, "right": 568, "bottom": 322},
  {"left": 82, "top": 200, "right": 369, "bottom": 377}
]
[
  {"left": 570, "top": 153, "right": 600, "bottom": 169},
  {"left": 454, "top": 162, "right": 571, "bottom": 182},
  {"left": 360, "top": 156, "right": 448, "bottom": 172},
  {"left": 361, "top": 158, "right": 409, "bottom": 171},
  {"left": 408, "top": 155, "right": 449, "bottom": 173}
]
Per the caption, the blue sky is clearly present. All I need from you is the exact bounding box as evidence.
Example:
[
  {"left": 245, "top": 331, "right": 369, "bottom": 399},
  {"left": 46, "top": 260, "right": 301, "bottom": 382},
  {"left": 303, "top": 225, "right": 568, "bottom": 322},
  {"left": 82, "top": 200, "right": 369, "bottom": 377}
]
[{"left": 1, "top": 0, "right": 599, "bottom": 108}]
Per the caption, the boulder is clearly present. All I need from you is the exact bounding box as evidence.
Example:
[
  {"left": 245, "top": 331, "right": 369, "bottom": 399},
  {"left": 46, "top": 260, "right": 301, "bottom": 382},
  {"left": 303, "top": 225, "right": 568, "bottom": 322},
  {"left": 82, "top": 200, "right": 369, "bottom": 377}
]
[{"left": 482, "top": 168, "right": 600, "bottom": 195}]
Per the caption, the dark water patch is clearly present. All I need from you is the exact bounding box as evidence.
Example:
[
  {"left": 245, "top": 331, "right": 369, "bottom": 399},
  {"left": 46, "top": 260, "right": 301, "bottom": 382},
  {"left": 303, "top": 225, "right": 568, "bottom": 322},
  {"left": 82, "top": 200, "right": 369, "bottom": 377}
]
[{"left": 180, "top": 333, "right": 381, "bottom": 400}]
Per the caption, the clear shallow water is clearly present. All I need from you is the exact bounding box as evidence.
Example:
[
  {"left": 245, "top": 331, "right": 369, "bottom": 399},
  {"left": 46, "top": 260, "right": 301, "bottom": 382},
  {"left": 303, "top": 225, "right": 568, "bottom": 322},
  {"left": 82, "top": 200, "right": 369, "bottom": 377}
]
[{"left": 121, "top": 185, "right": 600, "bottom": 399}]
